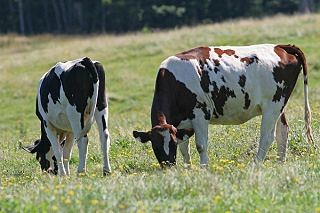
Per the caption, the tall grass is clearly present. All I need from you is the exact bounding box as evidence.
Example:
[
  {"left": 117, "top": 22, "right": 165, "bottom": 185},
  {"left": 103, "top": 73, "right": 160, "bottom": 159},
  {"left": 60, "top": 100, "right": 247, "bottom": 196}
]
[{"left": 1, "top": 14, "right": 320, "bottom": 212}]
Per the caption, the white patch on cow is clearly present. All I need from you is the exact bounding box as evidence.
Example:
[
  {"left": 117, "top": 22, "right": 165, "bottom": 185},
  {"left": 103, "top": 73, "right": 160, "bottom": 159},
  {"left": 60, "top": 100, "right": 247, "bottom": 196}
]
[
  {"left": 54, "top": 58, "right": 84, "bottom": 75},
  {"left": 159, "top": 130, "right": 170, "bottom": 155}
]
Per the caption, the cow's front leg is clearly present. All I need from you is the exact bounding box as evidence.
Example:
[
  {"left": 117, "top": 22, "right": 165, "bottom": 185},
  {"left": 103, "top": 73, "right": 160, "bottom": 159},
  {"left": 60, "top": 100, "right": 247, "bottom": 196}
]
[
  {"left": 192, "top": 116, "right": 209, "bottom": 166},
  {"left": 62, "top": 133, "right": 74, "bottom": 176},
  {"left": 95, "top": 108, "right": 111, "bottom": 175},
  {"left": 178, "top": 139, "right": 191, "bottom": 165},
  {"left": 45, "top": 125, "right": 66, "bottom": 176},
  {"left": 77, "top": 135, "right": 88, "bottom": 174}
]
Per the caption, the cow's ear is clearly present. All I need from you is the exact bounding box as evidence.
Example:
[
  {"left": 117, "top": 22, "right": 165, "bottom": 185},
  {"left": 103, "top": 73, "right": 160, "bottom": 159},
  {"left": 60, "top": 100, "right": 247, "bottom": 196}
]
[
  {"left": 176, "top": 128, "right": 194, "bottom": 140},
  {"left": 133, "top": 131, "right": 151, "bottom": 143},
  {"left": 22, "top": 139, "right": 41, "bottom": 154}
]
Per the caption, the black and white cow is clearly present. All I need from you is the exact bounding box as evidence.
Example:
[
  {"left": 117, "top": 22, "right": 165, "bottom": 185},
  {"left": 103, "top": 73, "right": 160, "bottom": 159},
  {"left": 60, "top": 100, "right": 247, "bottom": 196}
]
[
  {"left": 133, "top": 44, "right": 314, "bottom": 167},
  {"left": 24, "top": 57, "right": 111, "bottom": 176}
]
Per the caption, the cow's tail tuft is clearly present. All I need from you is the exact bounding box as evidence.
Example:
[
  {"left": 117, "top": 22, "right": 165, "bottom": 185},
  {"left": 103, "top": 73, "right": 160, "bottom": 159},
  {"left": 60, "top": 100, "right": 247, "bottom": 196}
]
[{"left": 279, "top": 44, "right": 315, "bottom": 145}]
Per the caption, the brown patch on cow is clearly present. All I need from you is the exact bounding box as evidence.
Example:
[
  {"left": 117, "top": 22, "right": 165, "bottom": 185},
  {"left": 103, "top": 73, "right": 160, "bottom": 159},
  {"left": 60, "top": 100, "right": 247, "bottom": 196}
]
[
  {"left": 176, "top": 47, "right": 211, "bottom": 62},
  {"left": 240, "top": 56, "right": 259, "bottom": 65},
  {"left": 157, "top": 112, "right": 167, "bottom": 125},
  {"left": 274, "top": 46, "right": 299, "bottom": 68},
  {"left": 213, "top": 59, "right": 220, "bottom": 66},
  {"left": 214, "top": 48, "right": 236, "bottom": 58},
  {"left": 280, "top": 113, "right": 288, "bottom": 126},
  {"left": 272, "top": 46, "right": 301, "bottom": 106}
]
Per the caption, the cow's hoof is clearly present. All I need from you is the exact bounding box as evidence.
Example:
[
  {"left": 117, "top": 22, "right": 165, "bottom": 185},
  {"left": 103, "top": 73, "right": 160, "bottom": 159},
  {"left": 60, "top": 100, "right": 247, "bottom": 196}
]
[
  {"left": 183, "top": 163, "right": 192, "bottom": 169},
  {"left": 200, "top": 164, "right": 208, "bottom": 169},
  {"left": 77, "top": 171, "right": 87, "bottom": 177},
  {"left": 103, "top": 170, "right": 112, "bottom": 176}
]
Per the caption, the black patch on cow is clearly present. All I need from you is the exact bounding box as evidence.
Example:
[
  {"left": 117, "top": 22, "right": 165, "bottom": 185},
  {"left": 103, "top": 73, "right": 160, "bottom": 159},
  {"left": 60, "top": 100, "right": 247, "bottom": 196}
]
[
  {"left": 196, "top": 101, "right": 211, "bottom": 120},
  {"left": 212, "top": 108, "right": 219, "bottom": 118},
  {"left": 221, "top": 76, "right": 226, "bottom": 83},
  {"left": 272, "top": 85, "right": 283, "bottom": 102},
  {"left": 272, "top": 46, "right": 302, "bottom": 107},
  {"left": 102, "top": 115, "right": 107, "bottom": 130},
  {"left": 244, "top": 92, "right": 251, "bottom": 109},
  {"left": 176, "top": 128, "right": 194, "bottom": 140},
  {"left": 211, "top": 82, "right": 236, "bottom": 116},
  {"left": 214, "top": 67, "right": 219, "bottom": 74},
  {"left": 238, "top": 75, "right": 246, "bottom": 88},
  {"left": 60, "top": 60, "right": 95, "bottom": 129},
  {"left": 272, "top": 65, "right": 300, "bottom": 106},
  {"left": 151, "top": 68, "right": 197, "bottom": 127},
  {"left": 94, "top": 62, "right": 108, "bottom": 111},
  {"left": 40, "top": 68, "right": 61, "bottom": 113},
  {"left": 81, "top": 57, "right": 98, "bottom": 83},
  {"left": 26, "top": 122, "right": 53, "bottom": 172},
  {"left": 200, "top": 71, "right": 210, "bottom": 93},
  {"left": 52, "top": 155, "right": 58, "bottom": 175}
]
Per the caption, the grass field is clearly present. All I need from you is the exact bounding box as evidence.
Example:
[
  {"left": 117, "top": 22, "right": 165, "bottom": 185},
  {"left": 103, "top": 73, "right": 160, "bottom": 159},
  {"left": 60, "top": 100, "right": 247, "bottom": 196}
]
[{"left": 1, "top": 14, "right": 320, "bottom": 212}]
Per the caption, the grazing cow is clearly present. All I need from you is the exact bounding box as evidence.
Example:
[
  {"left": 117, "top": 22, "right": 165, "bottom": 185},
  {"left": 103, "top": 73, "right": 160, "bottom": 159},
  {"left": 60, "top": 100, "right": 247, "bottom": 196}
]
[
  {"left": 24, "top": 57, "right": 111, "bottom": 176},
  {"left": 133, "top": 44, "right": 314, "bottom": 167}
]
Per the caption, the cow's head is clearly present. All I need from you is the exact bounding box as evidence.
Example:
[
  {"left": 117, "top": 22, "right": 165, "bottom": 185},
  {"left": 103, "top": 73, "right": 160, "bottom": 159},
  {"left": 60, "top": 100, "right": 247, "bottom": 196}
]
[
  {"left": 133, "top": 113, "right": 194, "bottom": 167},
  {"left": 133, "top": 123, "right": 178, "bottom": 167},
  {"left": 23, "top": 139, "right": 59, "bottom": 175}
]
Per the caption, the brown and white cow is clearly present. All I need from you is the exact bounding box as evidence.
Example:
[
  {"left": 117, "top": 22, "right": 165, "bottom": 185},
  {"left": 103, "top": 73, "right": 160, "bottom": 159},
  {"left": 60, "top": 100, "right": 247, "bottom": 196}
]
[
  {"left": 24, "top": 57, "right": 111, "bottom": 176},
  {"left": 133, "top": 44, "right": 314, "bottom": 167}
]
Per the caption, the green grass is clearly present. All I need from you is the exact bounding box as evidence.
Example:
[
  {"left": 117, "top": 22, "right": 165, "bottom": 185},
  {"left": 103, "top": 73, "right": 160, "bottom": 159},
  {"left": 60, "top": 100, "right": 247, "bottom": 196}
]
[{"left": 1, "top": 14, "right": 320, "bottom": 212}]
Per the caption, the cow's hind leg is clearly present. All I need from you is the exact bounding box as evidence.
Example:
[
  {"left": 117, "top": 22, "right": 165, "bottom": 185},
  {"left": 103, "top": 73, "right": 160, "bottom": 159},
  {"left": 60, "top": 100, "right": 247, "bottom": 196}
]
[
  {"left": 255, "top": 106, "right": 281, "bottom": 163},
  {"left": 275, "top": 113, "right": 289, "bottom": 162},
  {"left": 62, "top": 133, "right": 74, "bottom": 176},
  {"left": 95, "top": 108, "right": 111, "bottom": 175},
  {"left": 178, "top": 139, "right": 191, "bottom": 165}
]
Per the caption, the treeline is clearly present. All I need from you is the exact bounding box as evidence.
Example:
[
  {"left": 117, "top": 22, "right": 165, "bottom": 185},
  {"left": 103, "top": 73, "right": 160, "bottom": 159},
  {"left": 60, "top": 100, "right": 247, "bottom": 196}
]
[{"left": 1, "top": 0, "right": 319, "bottom": 35}]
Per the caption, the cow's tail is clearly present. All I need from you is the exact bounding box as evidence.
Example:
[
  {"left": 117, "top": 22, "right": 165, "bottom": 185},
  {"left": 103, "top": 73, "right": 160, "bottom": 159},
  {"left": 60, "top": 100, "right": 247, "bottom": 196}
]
[
  {"left": 81, "top": 57, "right": 99, "bottom": 124},
  {"left": 278, "top": 45, "right": 315, "bottom": 145}
]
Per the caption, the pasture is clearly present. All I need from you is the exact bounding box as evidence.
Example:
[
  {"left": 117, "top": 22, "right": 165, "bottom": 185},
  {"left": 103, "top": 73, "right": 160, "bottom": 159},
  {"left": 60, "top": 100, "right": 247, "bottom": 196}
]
[{"left": 1, "top": 14, "right": 320, "bottom": 212}]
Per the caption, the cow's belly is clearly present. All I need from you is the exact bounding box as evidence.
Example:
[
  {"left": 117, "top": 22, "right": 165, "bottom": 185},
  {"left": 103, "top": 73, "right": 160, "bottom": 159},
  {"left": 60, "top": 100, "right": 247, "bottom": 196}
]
[
  {"left": 47, "top": 106, "right": 72, "bottom": 131},
  {"left": 209, "top": 103, "right": 262, "bottom": 125}
]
